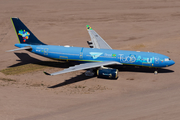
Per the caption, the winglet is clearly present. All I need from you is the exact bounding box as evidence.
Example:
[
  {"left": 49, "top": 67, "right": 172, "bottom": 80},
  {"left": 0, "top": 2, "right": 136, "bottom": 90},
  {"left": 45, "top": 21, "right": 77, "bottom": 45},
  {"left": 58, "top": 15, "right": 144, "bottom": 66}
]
[
  {"left": 86, "top": 25, "right": 92, "bottom": 30},
  {"left": 43, "top": 71, "right": 51, "bottom": 76}
]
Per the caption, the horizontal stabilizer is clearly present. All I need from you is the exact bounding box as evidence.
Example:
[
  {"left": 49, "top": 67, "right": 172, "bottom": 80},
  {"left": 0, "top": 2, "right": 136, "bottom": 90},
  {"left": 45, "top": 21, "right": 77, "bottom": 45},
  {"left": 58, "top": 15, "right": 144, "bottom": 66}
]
[{"left": 6, "top": 46, "right": 32, "bottom": 52}]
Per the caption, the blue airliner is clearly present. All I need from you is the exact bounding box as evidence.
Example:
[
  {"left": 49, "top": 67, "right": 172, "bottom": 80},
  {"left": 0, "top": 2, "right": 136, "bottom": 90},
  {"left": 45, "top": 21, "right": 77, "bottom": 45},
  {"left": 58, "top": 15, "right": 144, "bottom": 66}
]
[{"left": 8, "top": 18, "right": 175, "bottom": 79}]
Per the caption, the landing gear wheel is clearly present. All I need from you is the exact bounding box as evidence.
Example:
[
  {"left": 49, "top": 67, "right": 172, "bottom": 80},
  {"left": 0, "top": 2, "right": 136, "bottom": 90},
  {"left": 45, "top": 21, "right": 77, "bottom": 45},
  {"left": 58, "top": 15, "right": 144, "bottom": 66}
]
[{"left": 154, "top": 68, "right": 158, "bottom": 74}]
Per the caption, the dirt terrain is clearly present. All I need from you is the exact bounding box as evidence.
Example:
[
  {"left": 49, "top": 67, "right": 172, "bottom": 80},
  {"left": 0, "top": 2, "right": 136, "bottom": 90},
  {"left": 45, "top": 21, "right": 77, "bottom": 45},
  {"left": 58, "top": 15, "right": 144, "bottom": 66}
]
[{"left": 0, "top": 0, "right": 180, "bottom": 120}]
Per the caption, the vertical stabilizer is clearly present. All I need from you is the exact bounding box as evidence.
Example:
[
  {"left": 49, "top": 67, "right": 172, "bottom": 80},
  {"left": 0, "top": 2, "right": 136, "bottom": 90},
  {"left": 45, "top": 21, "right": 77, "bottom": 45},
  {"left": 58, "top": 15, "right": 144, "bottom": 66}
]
[{"left": 11, "top": 18, "right": 45, "bottom": 45}]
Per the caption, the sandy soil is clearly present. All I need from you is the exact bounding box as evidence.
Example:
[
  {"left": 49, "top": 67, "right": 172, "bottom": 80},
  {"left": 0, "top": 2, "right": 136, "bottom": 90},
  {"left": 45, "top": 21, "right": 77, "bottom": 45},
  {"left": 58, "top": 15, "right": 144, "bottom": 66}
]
[{"left": 0, "top": 0, "right": 180, "bottom": 119}]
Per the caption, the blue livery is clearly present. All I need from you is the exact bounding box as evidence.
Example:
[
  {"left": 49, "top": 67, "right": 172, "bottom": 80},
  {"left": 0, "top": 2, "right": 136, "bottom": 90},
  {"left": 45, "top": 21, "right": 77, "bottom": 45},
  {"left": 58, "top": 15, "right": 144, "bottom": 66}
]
[{"left": 9, "top": 18, "right": 175, "bottom": 78}]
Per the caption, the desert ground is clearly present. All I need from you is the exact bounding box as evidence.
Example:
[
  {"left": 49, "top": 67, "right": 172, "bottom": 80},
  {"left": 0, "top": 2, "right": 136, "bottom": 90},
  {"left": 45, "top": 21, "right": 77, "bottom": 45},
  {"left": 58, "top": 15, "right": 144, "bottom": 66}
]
[{"left": 0, "top": 0, "right": 180, "bottom": 119}]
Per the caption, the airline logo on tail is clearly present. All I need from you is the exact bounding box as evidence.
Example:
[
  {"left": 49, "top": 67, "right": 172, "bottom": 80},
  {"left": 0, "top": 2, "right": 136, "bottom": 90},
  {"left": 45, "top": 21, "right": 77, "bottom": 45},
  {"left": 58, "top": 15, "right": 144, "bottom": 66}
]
[{"left": 18, "top": 30, "right": 30, "bottom": 42}]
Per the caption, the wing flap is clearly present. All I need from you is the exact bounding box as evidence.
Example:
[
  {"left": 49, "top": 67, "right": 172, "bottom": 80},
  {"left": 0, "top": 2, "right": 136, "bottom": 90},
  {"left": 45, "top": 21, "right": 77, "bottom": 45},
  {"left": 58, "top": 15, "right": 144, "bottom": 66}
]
[{"left": 44, "top": 61, "right": 121, "bottom": 76}]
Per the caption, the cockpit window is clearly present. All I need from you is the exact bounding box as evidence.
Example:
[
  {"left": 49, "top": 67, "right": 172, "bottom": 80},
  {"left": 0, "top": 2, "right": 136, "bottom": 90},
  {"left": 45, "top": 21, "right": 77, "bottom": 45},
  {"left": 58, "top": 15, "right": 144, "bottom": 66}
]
[{"left": 165, "top": 58, "right": 171, "bottom": 61}]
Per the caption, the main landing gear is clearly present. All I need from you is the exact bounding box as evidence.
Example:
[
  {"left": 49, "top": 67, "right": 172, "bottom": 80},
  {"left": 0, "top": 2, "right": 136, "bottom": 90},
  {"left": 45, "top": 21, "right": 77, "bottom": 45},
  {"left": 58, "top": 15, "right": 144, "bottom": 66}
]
[{"left": 85, "top": 69, "right": 95, "bottom": 77}]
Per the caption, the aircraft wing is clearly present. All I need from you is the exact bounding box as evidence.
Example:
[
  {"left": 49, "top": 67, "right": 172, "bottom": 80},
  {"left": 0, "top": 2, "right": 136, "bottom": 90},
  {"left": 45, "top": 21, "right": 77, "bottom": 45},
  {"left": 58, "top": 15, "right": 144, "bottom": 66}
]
[
  {"left": 44, "top": 61, "right": 121, "bottom": 76},
  {"left": 86, "top": 25, "right": 112, "bottom": 49}
]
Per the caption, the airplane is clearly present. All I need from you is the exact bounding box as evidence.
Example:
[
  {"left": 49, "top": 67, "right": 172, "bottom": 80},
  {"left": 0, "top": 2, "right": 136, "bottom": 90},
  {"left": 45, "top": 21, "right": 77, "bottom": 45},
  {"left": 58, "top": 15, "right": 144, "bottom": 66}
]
[{"left": 8, "top": 17, "right": 175, "bottom": 79}]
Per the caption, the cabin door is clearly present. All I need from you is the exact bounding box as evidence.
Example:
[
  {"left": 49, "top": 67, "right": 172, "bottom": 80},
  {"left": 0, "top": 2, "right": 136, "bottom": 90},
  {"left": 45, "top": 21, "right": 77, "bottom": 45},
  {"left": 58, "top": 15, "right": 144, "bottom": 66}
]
[{"left": 79, "top": 48, "right": 84, "bottom": 59}]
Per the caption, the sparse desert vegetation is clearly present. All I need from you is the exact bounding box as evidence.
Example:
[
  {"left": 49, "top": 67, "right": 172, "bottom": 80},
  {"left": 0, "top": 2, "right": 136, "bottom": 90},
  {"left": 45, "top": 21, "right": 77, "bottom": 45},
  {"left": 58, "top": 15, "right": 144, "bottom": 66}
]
[{"left": 0, "top": 64, "right": 47, "bottom": 75}]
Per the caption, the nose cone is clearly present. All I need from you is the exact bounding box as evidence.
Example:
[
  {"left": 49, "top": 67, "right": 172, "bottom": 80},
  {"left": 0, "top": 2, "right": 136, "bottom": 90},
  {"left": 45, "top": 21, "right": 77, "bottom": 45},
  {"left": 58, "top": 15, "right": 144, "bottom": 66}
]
[{"left": 168, "top": 60, "right": 175, "bottom": 66}]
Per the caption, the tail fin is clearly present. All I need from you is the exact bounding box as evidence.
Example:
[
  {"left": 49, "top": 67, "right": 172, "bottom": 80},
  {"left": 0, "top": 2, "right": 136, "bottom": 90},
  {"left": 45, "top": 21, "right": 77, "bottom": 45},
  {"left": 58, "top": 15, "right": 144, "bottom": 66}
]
[{"left": 11, "top": 18, "right": 45, "bottom": 45}]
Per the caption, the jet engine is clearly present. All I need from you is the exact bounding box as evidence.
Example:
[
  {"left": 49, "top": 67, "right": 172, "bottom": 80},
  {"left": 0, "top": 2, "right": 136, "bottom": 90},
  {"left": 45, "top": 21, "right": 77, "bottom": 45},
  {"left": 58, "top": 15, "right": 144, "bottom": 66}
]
[{"left": 97, "top": 68, "right": 118, "bottom": 79}]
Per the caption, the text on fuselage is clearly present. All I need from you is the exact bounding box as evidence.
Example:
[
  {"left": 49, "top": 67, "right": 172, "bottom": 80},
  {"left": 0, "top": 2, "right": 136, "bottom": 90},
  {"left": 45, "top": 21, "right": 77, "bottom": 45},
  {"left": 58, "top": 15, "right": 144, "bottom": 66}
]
[{"left": 119, "top": 54, "right": 159, "bottom": 64}]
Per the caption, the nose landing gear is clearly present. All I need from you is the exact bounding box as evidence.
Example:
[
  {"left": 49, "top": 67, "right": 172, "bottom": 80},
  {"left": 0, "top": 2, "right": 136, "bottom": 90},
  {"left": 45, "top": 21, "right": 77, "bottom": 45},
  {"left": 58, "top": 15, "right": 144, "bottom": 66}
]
[{"left": 154, "top": 68, "right": 158, "bottom": 74}]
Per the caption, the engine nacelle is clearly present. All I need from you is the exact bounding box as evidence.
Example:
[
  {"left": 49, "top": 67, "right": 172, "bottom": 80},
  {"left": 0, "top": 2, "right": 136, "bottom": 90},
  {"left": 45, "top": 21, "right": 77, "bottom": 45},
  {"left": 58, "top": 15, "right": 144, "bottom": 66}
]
[{"left": 97, "top": 68, "right": 118, "bottom": 79}]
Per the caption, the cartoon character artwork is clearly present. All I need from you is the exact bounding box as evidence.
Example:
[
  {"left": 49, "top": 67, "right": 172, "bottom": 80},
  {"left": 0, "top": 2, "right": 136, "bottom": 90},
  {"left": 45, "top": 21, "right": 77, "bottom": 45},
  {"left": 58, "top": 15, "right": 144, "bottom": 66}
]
[{"left": 18, "top": 30, "right": 30, "bottom": 42}]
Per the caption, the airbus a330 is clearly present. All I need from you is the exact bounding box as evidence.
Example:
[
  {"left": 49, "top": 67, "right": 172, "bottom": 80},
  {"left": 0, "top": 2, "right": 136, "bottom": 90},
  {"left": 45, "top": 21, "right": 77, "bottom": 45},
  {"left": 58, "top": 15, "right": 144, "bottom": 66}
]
[{"left": 8, "top": 18, "right": 175, "bottom": 79}]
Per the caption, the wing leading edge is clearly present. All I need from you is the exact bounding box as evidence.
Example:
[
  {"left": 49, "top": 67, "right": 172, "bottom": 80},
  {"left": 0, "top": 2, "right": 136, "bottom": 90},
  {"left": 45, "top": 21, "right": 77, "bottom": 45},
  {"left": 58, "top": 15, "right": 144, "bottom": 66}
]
[
  {"left": 44, "top": 61, "right": 121, "bottom": 76},
  {"left": 86, "top": 25, "right": 112, "bottom": 49}
]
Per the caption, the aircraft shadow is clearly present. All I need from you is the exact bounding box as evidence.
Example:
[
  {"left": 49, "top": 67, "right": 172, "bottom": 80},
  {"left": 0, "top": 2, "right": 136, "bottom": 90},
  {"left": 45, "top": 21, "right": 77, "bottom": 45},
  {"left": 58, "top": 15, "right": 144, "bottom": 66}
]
[
  {"left": 110, "top": 65, "right": 174, "bottom": 73},
  {"left": 48, "top": 73, "right": 95, "bottom": 88},
  {"left": 48, "top": 66, "right": 173, "bottom": 88},
  {"left": 11, "top": 53, "right": 174, "bottom": 74},
  {"left": 9, "top": 53, "right": 41, "bottom": 67},
  {"left": 48, "top": 72, "right": 118, "bottom": 88},
  {"left": 10, "top": 53, "right": 174, "bottom": 88}
]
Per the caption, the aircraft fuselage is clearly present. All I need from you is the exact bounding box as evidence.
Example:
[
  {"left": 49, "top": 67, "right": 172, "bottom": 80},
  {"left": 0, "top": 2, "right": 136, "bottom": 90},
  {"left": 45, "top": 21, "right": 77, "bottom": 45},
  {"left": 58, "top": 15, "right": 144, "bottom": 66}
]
[{"left": 15, "top": 43, "right": 175, "bottom": 68}]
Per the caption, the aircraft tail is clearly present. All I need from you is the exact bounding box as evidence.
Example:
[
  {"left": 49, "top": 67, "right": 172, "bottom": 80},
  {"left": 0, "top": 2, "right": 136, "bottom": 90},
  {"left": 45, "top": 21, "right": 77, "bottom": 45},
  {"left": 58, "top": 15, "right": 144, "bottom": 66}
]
[{"left": 11, "top": 18, "right": 45, "bottom": 45}]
